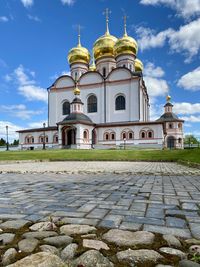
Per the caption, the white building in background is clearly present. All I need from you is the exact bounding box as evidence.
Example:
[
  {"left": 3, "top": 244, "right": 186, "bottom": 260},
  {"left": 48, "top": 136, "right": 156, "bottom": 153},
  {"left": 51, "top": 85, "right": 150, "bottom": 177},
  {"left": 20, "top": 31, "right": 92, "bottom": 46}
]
[{"left": 18, "top": 13, "right": 184, "bottom": 150}]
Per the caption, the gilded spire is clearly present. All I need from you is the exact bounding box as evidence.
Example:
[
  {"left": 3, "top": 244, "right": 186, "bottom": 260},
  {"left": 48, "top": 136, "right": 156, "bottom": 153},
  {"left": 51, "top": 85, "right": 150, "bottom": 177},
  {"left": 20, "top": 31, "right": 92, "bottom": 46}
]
[
  {"left": 123, "top": 15, "right": 127, "bottom": 37},
  {"left": 166, "top": 95, "right": 171, "bottom": 102},
  {"left": 103, "top": 8, "right": 111, "bottom": 35},
  {"left": 77, "top": 25, "right": 81, "bottom": 47},
  {"left": 73, "top": 81, "right": 80, "bottom": 95}
]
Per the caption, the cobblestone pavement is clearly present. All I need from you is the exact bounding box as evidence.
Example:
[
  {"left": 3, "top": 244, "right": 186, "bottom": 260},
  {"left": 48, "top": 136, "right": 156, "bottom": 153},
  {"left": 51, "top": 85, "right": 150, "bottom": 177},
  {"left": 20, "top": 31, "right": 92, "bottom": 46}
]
[
  {"left": 0, "top": 162, "right": 200, "bottom": 239},
  {"left": 0, "top": 161, "right": 200, "bottom": 175}
]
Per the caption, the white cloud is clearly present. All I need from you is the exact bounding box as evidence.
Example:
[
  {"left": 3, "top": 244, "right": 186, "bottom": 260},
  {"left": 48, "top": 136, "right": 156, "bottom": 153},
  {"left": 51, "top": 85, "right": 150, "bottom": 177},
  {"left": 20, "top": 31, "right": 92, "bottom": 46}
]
[
  {"left": 173, "top": 102, "right": 200, "bottom": 114},
  {"left": 143, "top": 62, "right": 165, "bottom": 78},
  {"left": 27, "top": 14, "right": 41, "bottom": 22},
  {"left": 0, "top": 104, "right": 43, "bottom": 120},
  {"left": 177, "top": 66, "right": 200, "bottom": 91},
  {"left": 136, "top": 18, "right": 200, "bottom": 62},
  {"left": 0, "top": 16, "right": 9, "bottom": 22},
  {"left": 140, "top": 0, "right": 200, "bottom": 19},
  {"left": 61, "top": 0, "right": 75, "bottom": 5},
  {"left": 180, "top": 115, "right": 200, "bottom": 122},
  {"left": 21, "top": 0, "right": 34, "bottom": 8},
  {"left": 143, "top": 62, "right": 169, "bottom": 98},
  {"left": 14, "top": 65, "right": 48, "bottom": 103},
  {"left": 0, "top": 121, "right": 23, "bottom": 141},
  {"left": 4, "top": 74, "right": 12, "bottom": 82},
  {"left": 136, "top": 27, "right": 172, "bottom": 51}
]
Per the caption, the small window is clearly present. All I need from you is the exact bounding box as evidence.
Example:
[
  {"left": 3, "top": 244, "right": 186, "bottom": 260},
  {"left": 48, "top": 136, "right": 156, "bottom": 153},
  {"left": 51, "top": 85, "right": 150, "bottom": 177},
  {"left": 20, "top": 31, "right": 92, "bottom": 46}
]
[
  {"left": 75, "top": 72, "right": 78, "bottom": 81},
  {"left": 103, "top": 67, "right": 106, "bottom": 77},
  {"left": 178, "top": 138, "right": 182, "bottom": 144},
  {"left": 104, "top": 132, "right": 109, "bottom": 141},
  {"left": 63, "top": 101, "right": 70, "bottom": 115},
  {"left": 169, "top": 123, "right": 173, "bottom": 129},
  {"left": 122, "top": 132, "right": 126, "bottom": 140},
  {"left": 129, "top": 64, "right": 132, "bottom": 70},
  {"left": 141, "top": 131, "right": 146, "bottom": 139},
  {"left": 41, "top": 137, "right": 44, "bottom": 143},
  {"left": 53, "top": 135, "right": 58, "bottom": 143},
  {"left": 46, "top": 137, "right": 48, "bottom": 143},
  {"left": 123, "top": 64, "right": 126, "bottom": 68},
  {"left": 83, "top": 130, "right": 88, "bottom": 139},
  {"left": 87, "top": 95, "right": 97, "bottom": 113},
  {"left": 178, "top": 123, "right": 182, "bottom": 129},
  {"left": 115, "top": 95, "right": 126, "bottom": 110},
  {"left": 32, "top": 137, "right": 34, "bottom": 143},
  {"left": 128, "top": 132, "right": 133, "bottom": 139},
  {"left": 111, "top": 132, "right": 115, "bottom": 140},
  {"left": 148, "top": 131, "right": 153, "bottom": 138}
]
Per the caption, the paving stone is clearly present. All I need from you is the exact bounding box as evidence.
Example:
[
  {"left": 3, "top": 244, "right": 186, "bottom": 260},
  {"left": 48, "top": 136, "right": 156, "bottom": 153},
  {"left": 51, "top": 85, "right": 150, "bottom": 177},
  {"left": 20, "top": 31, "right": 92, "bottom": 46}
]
[
  {"left": 83, "top": 239, "right": 110, "bottom": 250},
  {"left": 18, "top": 238, "right": 39, "bottom": 253},
  {"left": 74, "top": 249, "right": 114, "bottom": 267},
  {"left": 6, "top": 252, "right": 65, "bottom": 267},
  {"left": 43, "top": 235, "right": 73, "bottom": 247},
  {"left": 60, "top": 243, "right": 78, "bottom": 260},
  {"left": 103, "top": 229, "right": 155, "bottom": 246},
  {"left": 86, "top": 208, "right": 109, "bottom": 219},
  {"left": 182, "top": 203, "right": 199, "bottom": 210},
  {"left": 189, "top": 223, "right": 200, "bottom": 239},
  {"left": 166, "top": 217, "right": 187, "bottom": 228},
  {"left": 29, "top": 221, "right": 57, "bottom": 231},
  {"left": 2, "top": 248, "right": 18, "bottom": 266},
  {"left": 39, "top": 244, "right": 60, "bottom": 256},
  {"left": 163, "top": 234, "right": 182, "bottom": 248},
  {"left": 143, "top": 224, "right": 191, "bottom": 238},
  {"left": 0, "top": 233, "right": 15, "bottom": 245},
  {"left": 125, "top": 215, "right": 165, "bottom": 226},
  {"left": 60, "top": 224, "right": 96, "bottom": 235},
  {"left": 119, "top": 222, "right": 142, "bottom": 231},
  {"left": 0, "top": 220, "right": 30, "bottom": 230},
  {"left": 117, "top": 249, "right": 163, "bottom": 265},
  {"left": 159, "top": 247, "right": 186, "bottom": 259},
  {"left": 61, "top": 217, "right": 99, "bottom": 226},
  {"left": 77, "top": 203, "right": 96, "bottom": 212},
  {"left": 22, "top": 231, "right": 58, "bottom": 239}
]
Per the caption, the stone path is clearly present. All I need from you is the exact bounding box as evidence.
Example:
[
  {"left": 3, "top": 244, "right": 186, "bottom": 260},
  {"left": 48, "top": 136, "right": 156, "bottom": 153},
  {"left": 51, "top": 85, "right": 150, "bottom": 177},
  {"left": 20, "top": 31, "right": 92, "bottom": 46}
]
[
  {"left": 0, "top": 161, "right": 200, "bottom": 175},
  {"left": 0, "top": 161, "right": 199, "bottom": 239}
]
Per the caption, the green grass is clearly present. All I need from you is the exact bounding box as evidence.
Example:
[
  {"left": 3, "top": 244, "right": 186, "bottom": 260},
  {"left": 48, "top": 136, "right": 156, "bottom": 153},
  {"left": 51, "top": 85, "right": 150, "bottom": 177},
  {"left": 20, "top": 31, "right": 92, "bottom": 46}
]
[{"left": 0, "top": 148, "right": 200, "bottom": 165}]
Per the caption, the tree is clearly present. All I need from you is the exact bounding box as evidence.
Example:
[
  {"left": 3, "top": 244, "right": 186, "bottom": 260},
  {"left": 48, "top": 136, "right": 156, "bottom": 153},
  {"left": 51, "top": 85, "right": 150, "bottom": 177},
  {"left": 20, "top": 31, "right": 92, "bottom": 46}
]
[
  {"left": 0, "top": 138, "right": 6, "bottom": 146},
  {"left": 184, "top": 135, "right": 198, "bottom": 144},
  {"left": 12, "top": 139, "right": 19, "bottom": 146}
]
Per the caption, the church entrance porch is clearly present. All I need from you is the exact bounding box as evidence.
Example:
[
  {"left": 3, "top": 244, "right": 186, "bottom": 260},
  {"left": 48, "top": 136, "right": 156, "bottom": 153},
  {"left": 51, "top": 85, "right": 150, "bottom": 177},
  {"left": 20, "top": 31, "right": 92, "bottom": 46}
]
[
  {"left": 167, "top": 136, "right": 175, "bottom": 149},
  {"left": 61, "top": 126, "right": 76, "bottom": 148}
]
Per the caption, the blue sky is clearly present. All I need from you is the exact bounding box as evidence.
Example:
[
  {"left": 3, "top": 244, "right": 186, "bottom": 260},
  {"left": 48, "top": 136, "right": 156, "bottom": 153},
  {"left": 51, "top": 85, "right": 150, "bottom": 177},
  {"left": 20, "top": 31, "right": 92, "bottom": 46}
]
[{"left": 0, "top": 0, "right": 200, "bottom": 141}]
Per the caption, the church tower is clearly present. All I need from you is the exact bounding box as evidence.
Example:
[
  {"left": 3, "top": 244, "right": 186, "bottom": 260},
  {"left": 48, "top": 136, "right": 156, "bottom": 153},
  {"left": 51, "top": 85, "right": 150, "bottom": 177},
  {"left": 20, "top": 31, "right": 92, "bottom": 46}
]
[
  {"left": 68, "top": 26, "right": 90, "bottom": 80},
  {"left": 93, "top": 9, "right": 117, "bottom": 77}
]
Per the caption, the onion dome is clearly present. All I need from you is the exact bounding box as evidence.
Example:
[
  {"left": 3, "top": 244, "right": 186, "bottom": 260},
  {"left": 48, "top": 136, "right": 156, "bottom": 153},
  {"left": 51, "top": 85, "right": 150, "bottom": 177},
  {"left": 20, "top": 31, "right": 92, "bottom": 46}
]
[
  {"left": 73, "top": 84, "right": 80, "bottom": 95},
  {"left": 68, "top": 30, "right": 90, "bottom": 65},
  {"left": 93, "top": 9, "right": 117, "bottom": 61},
  {"left": 135, "top": 58, "right": 143, "bottom": 72},
  {"left": 166, "top": 95, "right": 171, "bottom": 102},
  {"left": 114, "top": 16, "right": 138, "bottom": 58}
]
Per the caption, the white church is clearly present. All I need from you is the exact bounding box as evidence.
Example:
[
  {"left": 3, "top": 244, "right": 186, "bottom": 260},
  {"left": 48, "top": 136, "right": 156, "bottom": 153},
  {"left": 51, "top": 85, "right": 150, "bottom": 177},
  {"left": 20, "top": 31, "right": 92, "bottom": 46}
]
[{"left": 18, "top": 12, "right": 184, "bottom": 150}]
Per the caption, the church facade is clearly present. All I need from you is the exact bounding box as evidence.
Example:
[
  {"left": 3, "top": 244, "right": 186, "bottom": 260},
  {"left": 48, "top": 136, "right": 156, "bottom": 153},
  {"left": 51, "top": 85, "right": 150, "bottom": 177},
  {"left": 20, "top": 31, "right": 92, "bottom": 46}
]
[{"left": 18, "top": 13, "right": 184, "bottom": 150}]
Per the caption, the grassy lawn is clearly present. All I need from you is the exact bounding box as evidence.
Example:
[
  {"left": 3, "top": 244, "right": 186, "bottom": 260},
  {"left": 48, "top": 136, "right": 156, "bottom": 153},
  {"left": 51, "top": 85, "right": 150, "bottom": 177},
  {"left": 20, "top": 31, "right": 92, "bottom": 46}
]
[{"left": 0, "top": 148, "right": 200, "bottom": 165}]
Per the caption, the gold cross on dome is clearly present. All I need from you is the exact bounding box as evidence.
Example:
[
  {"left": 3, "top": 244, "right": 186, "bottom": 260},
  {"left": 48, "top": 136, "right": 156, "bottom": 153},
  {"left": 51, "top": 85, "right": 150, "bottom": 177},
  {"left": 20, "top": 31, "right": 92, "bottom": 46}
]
[{"left": 103, "top": 8, "right": 111, "bottom": 34}]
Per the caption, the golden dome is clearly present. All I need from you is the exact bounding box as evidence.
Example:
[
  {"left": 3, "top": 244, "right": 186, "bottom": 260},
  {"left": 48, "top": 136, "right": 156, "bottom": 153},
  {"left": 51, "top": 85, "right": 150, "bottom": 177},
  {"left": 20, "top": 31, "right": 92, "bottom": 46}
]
[
  {"left": 166, "top": 95, "right": 171, "bottom": 102},
  {"left": 93, "top": 33, "right": 118, "bottom": 61},
  {"left": 114, "top": 35, "right": 138, "bottom": 57},
  {"left": 73, "top": 85, "right": 80, "bottom": 95},
  {"left": 93, "top": 9, "right": 117, "bottom": 61},
  {"left": 68, "top": 31, "right": 90, "bottom": 65},
  {"left": 135, "top": 58, "right": 143, "bottom": 72},
  {"left": 114, "top": 16, "right": 138, "bottom": 58}
]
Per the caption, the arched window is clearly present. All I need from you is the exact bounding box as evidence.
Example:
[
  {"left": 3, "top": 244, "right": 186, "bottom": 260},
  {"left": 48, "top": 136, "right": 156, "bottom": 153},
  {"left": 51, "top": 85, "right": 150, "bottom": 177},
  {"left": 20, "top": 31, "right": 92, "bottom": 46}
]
[
  {"left": 115, "top": 95, "right": 126, "bottom": 110},
  {"left": 178, "top": 138, "right": 182, "bottom": 144},
  {"left": 25, "top": 135, "right": 34, "bottom": 144},
  {"left": 46, "top": 136, "right": 48, "bottom": 143},
  {"left": 75, "top": 72, "right": 78, "bottom": 81},
  {"left": 128, "top": 131, "right": 134, "bottom": 140},
  {"left": 63, "top": 101, "right": 70, "bottom": 115},
  {"left": 169, "top": 123, "right": 173, "bottom": 129},
  {"left": 110, "top": 132, "right": 116, "bottom": 140},
  {"left": 123, "top": 64, "right": 126, "bottom": 68},
  {"left": 121, "top": 132, "right": 127, "bottom": 140},
  {"left": 83, "top": 130, "right": 89, "bottom": 140},
  {"left": 103, "top": 67, "right": 106, "bottom": 77},
  {"left": 104, "top": 132, "right": 109, "bottom": 141},
  {"left": 53, "top": 134, "right": 58, "bottom": 143},
  {"left": 87, "top": 95, "right": 97, "bottom": 113},
  {"left": 140, "top": 131, "right": 146, "bottom": 139},
  {"left": 129, "top": 64, "right": 132, "bottom": 71},
  {"left": 178, "top": 123, "right": 182, "bottom": 129},
  {"left": 148, "top": 131, "right": 153, "bottom": 139}
]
